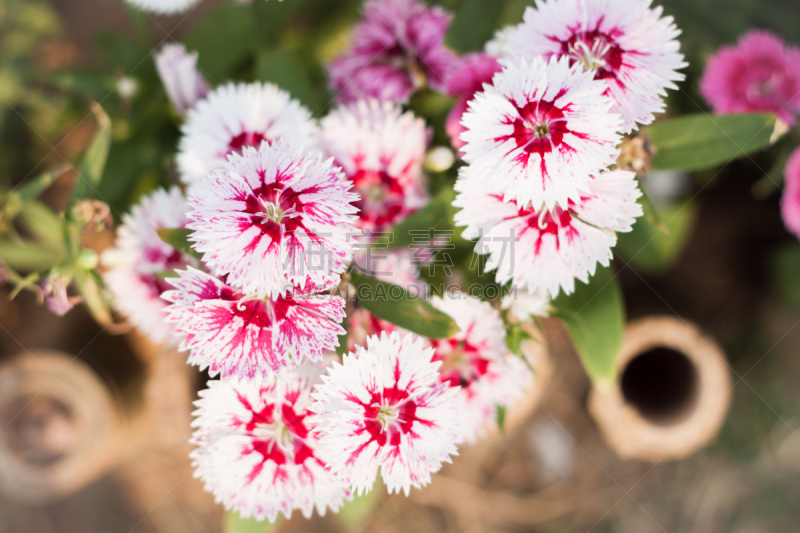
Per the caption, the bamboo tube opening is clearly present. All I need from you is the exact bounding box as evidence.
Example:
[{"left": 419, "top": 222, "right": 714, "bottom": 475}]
[
  {"left": 619, "top": 346, "right": 699, "bottom": 426},
  {"left": 0, "top": 351, "right": 122, "bottom": 504},
  {"left": 589, "top": 316, "right": 731, "bottom": 462}
]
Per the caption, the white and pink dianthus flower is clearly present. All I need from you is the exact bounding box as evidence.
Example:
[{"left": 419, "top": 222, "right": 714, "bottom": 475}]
[
  {"left": 162, "top": 267, "right": 346, "bottom": 379},
  {"left": 701, "top": 30, "right": 800, "bottom": 125},
  {"left": 505, "top": 0, "right": 686, "bottom": 133},
  {"left": 126, "top": 0, "right": 200, "bottom": 15},
  {"left": 177, "top": 82, "right": 317, "bottom": 185},
  {"left": 310, "top": 332, "right": 464, "bottom": 496},
  {"left": 102, "top": 187, "right": 196, "bottom": 345},
  {"left": 430, "top": 294, "right": 534, "bottom": 442},
  {"left": 319, "top": 100, "right": 428, "bottom": 233},
  {"left": 328, "top": 0, "right": 459, "bottom": 104},
  {"left": 460, "top": 56, "right": 622, "bottom": 210},
  {"left": 445, "top": 53, "right": 502, "bottom": 151},
  {"left": 187, "top": 140, "right": 359, "bottom": 299},
  {"left": 454, "top": 167, "right": 642, "bottom": 298},
  {"left": 191, "top": 366, "right": 351, "bottom": 522}
]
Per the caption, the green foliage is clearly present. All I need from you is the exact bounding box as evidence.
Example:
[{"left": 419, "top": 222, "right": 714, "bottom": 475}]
[
  {"left": 256, "top": 49, "right": 320, "bottom": 111},
  {"left": 769, "top": 244, "right": 800, "bottom": 307},
  {"left": 156, "top": 227, "right": 203, "bottom": 261},
  {"left": 648, "top": 113, "right": 782, "bottom": 171},
  {"left": 552, "top": 266, "right": 624, "bottom": 387},
  {"left": 225, "top": 512, "right": 278, "bottom": 533},
  {"left": 378, "top": 187, "right": 459, "bottom": 249},
  {"left": 73, "top": 103, "right": 112, "bottom": 200},
  {"left": 615, "top": 198, "right": 697, "bottom": 275},
  {"left": 350, "top": 270, "right": 460, "bottom": 339},
  {"left": 338, "top": 489, "right": 380, "bottom": 530},
  {"left": 446, "top": 0, "right": 506, "bottom": 53},
  {"left": 184, "top": 3, "right": 255, "bottom": 81}
]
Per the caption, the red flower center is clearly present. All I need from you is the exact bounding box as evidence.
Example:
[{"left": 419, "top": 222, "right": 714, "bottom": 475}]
[
  {"left": 351, "top": 169, "right": 408, "bottom": 231},
  {"left": 227, "top": 131, "right": 270, "bottom": 156},
  {"left": 558, "top": 28, "right": 624, "bottom": 81},
  {"left": 432, "top": 337, "right": 491, "bottom": 390},
  {"left": 508, "top": 98, "right": 570, "bottom": 157}
]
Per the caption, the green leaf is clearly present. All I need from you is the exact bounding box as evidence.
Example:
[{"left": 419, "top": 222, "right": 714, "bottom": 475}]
[
  {"left": 73, "top": 103, "right": 112, "bottom": 200},
  {"left": 0, "top": 240, "right": 61, "bottom": 271},
  {"left": 378, "top": 187, "right": 458, "bottom": 250},
  {"left": 350, "top": 271, "right": 459, "bottom": 339},
  {"left": 73, "top": 268, "right": 112, "bottom": 326},
  {"left": 255, "top": 49, "right": 320, "bottom": 111},
  {"left": 446, "top": 0, "right": 506, "bottom": 53},
  {"left": 649, "top": 113, "right": 781, "bottom": 172},
  {"left": 156, "top": 227, "right": 202, "bottom": 261},
  {"left": 225, "top": 511, "right": 278, "bottom": 533},
  {"left": 615, "top": 199, "right": 696, "bottom": 275},
  {"left": 16, "top": 200, "right": 66, "bottom": 256},
  {"left": 496, "top": 405, "right": 507, "bottom": 434},
  {"left": 338, "top": 489, "right": 380, "bottom": 530},
  {"left": 184, "top": 3, "right": 254, "bottom": 81},
  {"left": 552, "top": 266, "right": 624, "bottom": 387},
  {"left": 505, "top": 322, "right": 531, "bottom": 358},
  {"left": 94, "top": 33, "right": 145, "bottom": 73}
]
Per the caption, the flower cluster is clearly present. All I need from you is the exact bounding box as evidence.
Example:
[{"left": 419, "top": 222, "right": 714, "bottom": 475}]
[
  {"left": 101, "top": 0, "right": 688, "bottom": 525},
  {"left": 453, "top": 0, "right": 684, "bottom": 298}
]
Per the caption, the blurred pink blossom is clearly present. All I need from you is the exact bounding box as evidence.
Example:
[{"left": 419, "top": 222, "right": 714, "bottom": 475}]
[
  {"left": 444, "top": 53, "right": 502, "bottom": 151},
  {"left": 781, "top": 147, "right": 800, "bottom": 239}
]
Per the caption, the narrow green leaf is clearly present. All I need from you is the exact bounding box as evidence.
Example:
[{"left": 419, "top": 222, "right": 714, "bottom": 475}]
[
  {"left": 16, "top": 200, "right": 67, "bottom": 256},
  {"left": 649, "top": 113, "right": 780, "bottom": 172},
  {"left": 552, "top": 266, "right": 624, "bottom": 387},
  {"left": 504, "top": 323, "right": 531, "bottom": 358},
  {"left": 615, "top": 199, "right": 696, "bottom": 275},
  {"left": 225, "top": 511, "right": 278, "bottom": 533},
  {"left": 350, "top": 271, "right": 459, "bottom": 339},
  {"left": 446, "top": 0, "right": 506, "bottom": 53},
  {"left": 0, "top": 240, "right": 61, "bottom": 271},
  {"left": 73, "top": 268, "right": 112, "bottom": 326},
  {"left": 73, "top": 103, "right": 112, "bottom": 200},
  {"left": 338, "top": 489, "right": 380, "bottom": 530},
  {"left": 496, "top": 405, "right": 507, "bottom": 435},
  {"left": 378, "top": 187, "right": 457, "bottom": 250},
  {"left": 156, "top": 227, "right": 203, "bottom": 261}
]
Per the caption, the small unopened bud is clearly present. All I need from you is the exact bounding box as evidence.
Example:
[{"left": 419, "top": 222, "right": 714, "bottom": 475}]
[
  {"left": 75, "top": 249, "right": 99, "bottom": 270},
  {"left": 154, "top": 43, "right": 210, "bottom": 115},
  {"left": 423, "top": 146, "right": 456, "bottom": 173},
  {"left": 117, "top": 76, "right": 139, "bottom": 100},
  {"left": 73, "top": 199, "right": 112, "bottom": 233},
  {"left": 617, "top": 136, "right": 653, "bottom": 175}
]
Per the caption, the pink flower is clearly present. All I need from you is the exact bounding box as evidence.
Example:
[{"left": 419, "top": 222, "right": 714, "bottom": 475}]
[
  {"left": 781, "top": 147, "right": 800, "bottom": 239},
  {"left": 177, "top": 82, "right": 317, "bottom": 185},
  {"left": 102, "top": 187, "right": 196, "bottom": 344},
  {"left": 444, "top": 53, "right": 502, "bottom": 150},
  {"left": 41, "top": 272, "right": 78, "bottom": 317},
  {"left": 701, "top": 30, "right": 800, "bottom": 125},
  {"left": 309, "top": 332, "right": 464, "bottom": 496},
  {"left": 154, "top": 43, "right": 210, "bottom": 116},
  {"left": 187, "top": 140, "right": 359, "bottom": 300},
  {"left": 319, "top": 100, "right": 428, "bottom": 233},
  {"left": 191, "top": 366, "right": 351, "bottom": 522},
  {"left": 460, "top": 56, "right": 622, "bottom": 210},
  {"left": 429, "top": 294, "right": 535, "bottom": 442},
  {"left": 328, "top": 0, "right": 459, "bottom": 103},
  {"left": 163, "top": 268, "right": 346, "bottom": 379},
  {"left": 454, "top": 167, "right": 642, "bottom": 298},
  {"left": 505, "top": 0, "right": 686, "bottom": 133}
]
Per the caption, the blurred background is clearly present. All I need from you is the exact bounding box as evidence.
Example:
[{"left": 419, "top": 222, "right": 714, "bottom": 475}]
[{"left": 2, "top": 0, "right": 800, "bottom": 531}]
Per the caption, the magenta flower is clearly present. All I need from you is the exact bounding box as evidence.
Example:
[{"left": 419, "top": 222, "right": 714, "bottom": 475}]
[
  {"left": 460, "top": 56, "right": 622, "bottom": 210},
  {"left": 163, "top": 268, "right": 346, "bottom": 379},
  {"left": 191, "top": 367, "right": 351, "bottom": 522},
  {"left": 444, "top": 53, "right": 502, "bottom": 151},
  {"left": 102, "top": 187, "right": 197, "bottom": 345},
  {"left": 701, "top": 30, "right": 800, "bottom": 125},
  {"left": 309, "top": 332, "right": 464, "bottom": 496},
  {"left": 187, "top": 140, "right": 359, "bottom": 300},
  {"left": 328, "top": 0, "right": 459, "bottom": 103},
  {"left": 781, "top": 147, "right": 800, "bottom": 239},
  {"left": 505, "top": 0, "right": 687, "bottom": 133},
  {"left": 319, "top": 100, "right": 428, "bottom": 233}
]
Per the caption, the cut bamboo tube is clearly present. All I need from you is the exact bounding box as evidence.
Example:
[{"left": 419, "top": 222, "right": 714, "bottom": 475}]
[
  {"left": 0, "top": 351, "right": 122, "bottom": 504},
  {"left": 588, "top": 316, "right": 731, "bottom": 462}
]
